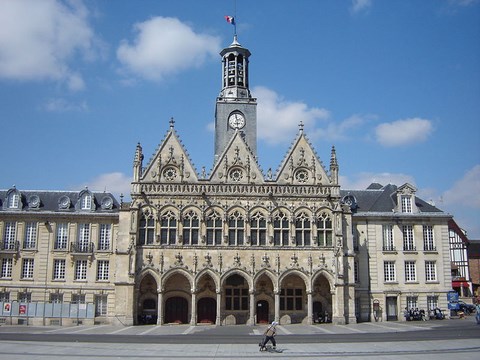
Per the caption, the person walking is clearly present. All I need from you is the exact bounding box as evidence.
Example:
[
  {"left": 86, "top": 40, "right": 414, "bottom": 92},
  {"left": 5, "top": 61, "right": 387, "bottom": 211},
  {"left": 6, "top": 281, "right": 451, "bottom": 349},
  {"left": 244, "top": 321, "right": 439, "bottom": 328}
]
[{"left": 259, "top": 321, "right": 278, "bottom": 351}]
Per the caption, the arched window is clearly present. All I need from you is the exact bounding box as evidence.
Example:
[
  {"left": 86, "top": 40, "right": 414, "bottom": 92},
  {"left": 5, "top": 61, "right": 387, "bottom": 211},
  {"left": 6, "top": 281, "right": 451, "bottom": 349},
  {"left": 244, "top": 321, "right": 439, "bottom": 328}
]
[
  {"left": 7, "top": 192, "right": 20, "bottom": 209},
  {"left": 295, "top": 212, "right": 311, "bottom": 246},
  {"left": 206, "top": 211, "right": 222, "bottom": 246},
  {"left": 182, "top": 210, "right": 199, "bottom": 245},
  {"left": 160, "top": 211, "right": 177, "bottom": 245},
  {"left": 317, "top": 212, "right": 333, "bottom": 247},
  {"left": 139, "top": 211, "right": 155, "bottom": 245},
  {"left": 81, "top": 194, "right": 92, "bottom": 210},
  {"left": 273, "top": 211, "right": 289, "bottom": 246},
  {"left": 228, "top": 211, "right": 244, "bottom": 246},
  {"left": 250, "top": 211, "right": 266, "bottom": 246}
]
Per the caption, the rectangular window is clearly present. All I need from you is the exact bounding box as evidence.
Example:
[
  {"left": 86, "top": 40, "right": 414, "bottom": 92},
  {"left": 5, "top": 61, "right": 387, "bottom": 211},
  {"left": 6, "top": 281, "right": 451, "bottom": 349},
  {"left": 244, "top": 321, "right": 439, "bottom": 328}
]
[
  {"left": 53, "top": 259, "right": 66, "bottom": 280},
  {"left": 225, "top": 288, "right": 249, "bottom": 310},
  {"left": 0, "top": 291, "right": 10, "bottom": 302},
  {"left": 295, "top": 216, "right": 311, "bottom": 246},
  {"left": 402, "top": 225, "right": 415, "bottom": 251},
  {"left": 74, "top": 260, "right": 88, "bottom": 280},
  {"left": 8, "top": 193, "right": 19, "bottom": 208},
  {"left": 55, "top": 223, "right": 69, "bottom": 250},
  {"left": 24, "top": 222, "right": 37, "bottom": 249},
  {"left": 98, "top": 224, "right": 111, "bottom": 250},
  {"left": 50, "top": 293, "right": 63, "bottom": 303},
  {"left": 77, "top": 224, "right": 90, "bottom": 251},
  {"left": 81, "top": 195, "right": 92, "bottom": 210},
  {"left": 206, "top": 216, "right": 222, "bottom": 246},
  {"left": 279, "top": 288, "right": 303, "bottom": 311},
  {"left": 3, "top": 222, "right": 16, "bottom": 249},
  {"left": 273, "top": 215, "right": 289, "bottom": 246},
  {"left": 423, "top": 225, "right": 435, "bottom": 251},
  {"left": 382, "top": 225, "right": 395, "bottom": 251},
  {"left": 160, "top": 213, "right": 177, "bottom": 245},
  {"left": 19, "top": 292, "right": 31, "bottom": 303},
  {"left": 96, "top": 260, "right": 109, "bottom": 281},
  {"left": 427, "top": 295, "right": 438, "bottom": 312},
  {"left": 404, "top": 261, "right": 416, "bottom": 282},
  {"left": 72, "top": 294, "right": 85, "bottom": 304},
  {"left": 401, "top": 195, "right": 412, "bottom": 213},
  {"left": 21, "top": 258, "right": 34, "bottom": 279},
  {"left": 384, "top": 261, "right": 396, "bottom": 282},
  {"left": 425, "top": 261, "right": 437, "bottom": 282},
  {"left": 182, "top": 213, "right": 199, "bottom": 245},
  {"left": 228, "top": 215, "right": 244, "bottom": 246},
  {"left": 95, "top": 295, "right": 108, "bottom": 316},
  {"left": 406, "top": 296, "right": 417, "bottom": 310},
  {"left": 1, "top": 258, "right": 13, "bottom": 278}
]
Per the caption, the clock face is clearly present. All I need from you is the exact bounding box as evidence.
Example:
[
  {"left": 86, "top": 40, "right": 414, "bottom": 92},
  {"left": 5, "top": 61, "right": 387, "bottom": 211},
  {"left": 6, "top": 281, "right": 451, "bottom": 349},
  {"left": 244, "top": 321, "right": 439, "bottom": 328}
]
[{"left": 228, "top": 112, "right": 246, "bottom": 129}]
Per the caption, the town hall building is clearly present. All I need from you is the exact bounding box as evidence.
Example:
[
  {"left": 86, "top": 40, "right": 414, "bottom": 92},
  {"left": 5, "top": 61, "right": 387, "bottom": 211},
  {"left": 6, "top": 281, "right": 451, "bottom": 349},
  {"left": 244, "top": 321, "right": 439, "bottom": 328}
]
[{"left": 0, "top": 36, "right": 453, "bottom": 326}]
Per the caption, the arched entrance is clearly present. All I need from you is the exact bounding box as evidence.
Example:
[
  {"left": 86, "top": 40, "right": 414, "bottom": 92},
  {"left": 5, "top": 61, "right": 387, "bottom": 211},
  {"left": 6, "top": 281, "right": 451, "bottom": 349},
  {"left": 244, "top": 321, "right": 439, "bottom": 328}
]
[
  {"left": 312, "top": 273, "right": 333, "bottom": 323},
  {"left": 165, "top": 297, "right": 188, "bottom": 324},
  {"left": 256, "top": 300, "right": 269, "bottom": 323},
  {"left": 137, "top": 273, "right": 158, "bottom": 325},
  {"left": 197, "top": 297, "right": 216, "bottom": 324}
]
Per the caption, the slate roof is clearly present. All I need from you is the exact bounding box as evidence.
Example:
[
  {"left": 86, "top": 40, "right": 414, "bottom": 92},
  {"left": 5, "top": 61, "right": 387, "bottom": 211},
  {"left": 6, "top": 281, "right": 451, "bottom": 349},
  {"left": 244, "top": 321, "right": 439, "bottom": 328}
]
[
  {"left": 0, "top": 189, "right": 120, "bottom": 213},
  {"left": 340, "top": 183, "right": 443, "bottom": 214}
]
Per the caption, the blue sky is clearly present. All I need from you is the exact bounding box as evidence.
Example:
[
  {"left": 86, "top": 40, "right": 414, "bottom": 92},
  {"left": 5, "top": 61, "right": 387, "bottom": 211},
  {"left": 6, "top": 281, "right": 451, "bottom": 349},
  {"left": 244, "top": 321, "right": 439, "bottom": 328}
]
[{"left": 0, "top": 0, "right": 479, "bottom": 238}]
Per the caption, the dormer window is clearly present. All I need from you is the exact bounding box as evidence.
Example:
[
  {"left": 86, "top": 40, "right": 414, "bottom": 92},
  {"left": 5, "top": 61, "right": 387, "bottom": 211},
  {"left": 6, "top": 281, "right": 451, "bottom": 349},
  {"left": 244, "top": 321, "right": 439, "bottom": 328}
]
[
  {"left": 81, "top": 195, "right": 92, "bottom": 210},
  {"left": 8, "top": 193, "right": 19, "bottom": 208},
  {"left": 401, "top": 195, "right": 412, "bottom": 213}
]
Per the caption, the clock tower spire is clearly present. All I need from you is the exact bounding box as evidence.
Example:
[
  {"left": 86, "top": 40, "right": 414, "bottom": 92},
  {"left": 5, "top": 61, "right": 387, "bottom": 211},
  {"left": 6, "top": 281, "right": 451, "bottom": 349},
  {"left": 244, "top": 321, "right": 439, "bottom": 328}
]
[{"left": 214, "top": 35, "right": 257, "bottom": 162}]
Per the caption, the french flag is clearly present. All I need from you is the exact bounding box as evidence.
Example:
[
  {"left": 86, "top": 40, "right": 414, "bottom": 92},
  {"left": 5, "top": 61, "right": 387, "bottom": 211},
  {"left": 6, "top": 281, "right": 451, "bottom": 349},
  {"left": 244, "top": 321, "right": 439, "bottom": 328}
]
[{"left": 225, "top": 15, "right": 235, "bottom": 25}]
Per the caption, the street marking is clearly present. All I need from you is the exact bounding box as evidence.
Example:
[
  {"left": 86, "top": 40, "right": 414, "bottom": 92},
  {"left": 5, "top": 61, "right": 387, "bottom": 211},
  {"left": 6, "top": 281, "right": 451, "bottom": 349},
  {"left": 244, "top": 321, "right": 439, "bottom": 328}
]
[
  {"left": 67, "top": 325, "right": 109, "bottom": 334},
  {"left": 310, "top": 325, "right": 335, "bottom": 334},
  {"left": 108, "top": 326, "right": 134, "bottom": 334},
  {"left": 277, "top": 325, "right": 292, "bottom": 334},
  {"left": 182, "top": 326, "right": 195, "bottom": 335},
  {"left": 336, "top": 324, "right": 364, "bottom": 333},
  {"left": 252, "top": 329, "right": 261, "bottom": 335},
  {"left": 137, "top": 325, "right": 158, "bottom": 335}
]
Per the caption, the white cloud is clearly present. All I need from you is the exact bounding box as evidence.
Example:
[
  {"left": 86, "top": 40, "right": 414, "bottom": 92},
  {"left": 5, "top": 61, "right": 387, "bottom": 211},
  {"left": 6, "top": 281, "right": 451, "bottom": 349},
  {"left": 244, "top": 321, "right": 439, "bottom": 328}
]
[
  {"left": 79, "top": 172, "right": 132, "bottom": 199},
  {"left": 0, "top": 0, "right": 97, "bottom": 91},
  {"left": 340, "top": 172, "right": 415, "bottom": 190},
  {"left": 448, "top": 0, "right": 479, "bottom": 6},
  {"left": 375, "top": 117, "right": 433, "bottom": 147},
  {"left": 254, "top": 86, "right": 330, "bottom": 145},
  {"left": 443, "top": 165, "right": 480, "bottom": 209},
  {"left": 351, "top": 0, "right": 373, "bottom": 14},
  {"left": 43, "top": 98, "right": 88, "bottom": 112},
  {"left": 117, "top": 17, "right": 221, "bottom": 81}
]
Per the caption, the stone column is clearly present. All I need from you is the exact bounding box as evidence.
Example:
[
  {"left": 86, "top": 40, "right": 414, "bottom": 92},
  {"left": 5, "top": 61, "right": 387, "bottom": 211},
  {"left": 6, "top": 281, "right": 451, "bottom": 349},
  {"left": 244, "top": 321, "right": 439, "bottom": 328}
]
[
  {"left": 307, "top": 291, "right": 313, "bottom": 325},
  {"left": 157, "top": 290, "right": 163, "bottom": 325},
  {"left": 249, "top": 290, "right": 255, "bottom": 325},
  {"left": 274, "top": 291, "right": 280, "bottom": 323},
  {"left": 216, "top": 291, "right": 222, "bottom": 325},
  {"left": 190, "top": 291, "right": 197, "bottom": 325}
]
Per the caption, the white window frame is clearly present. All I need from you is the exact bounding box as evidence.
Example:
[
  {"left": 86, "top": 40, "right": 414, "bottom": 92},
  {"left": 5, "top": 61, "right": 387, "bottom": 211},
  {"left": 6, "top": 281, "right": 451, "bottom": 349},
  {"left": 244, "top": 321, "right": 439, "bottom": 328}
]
[
  {"left": 423, "top": 225, "right": 435, "bottom": 251},
  {"left": 55, "top": 223, "right": 68, "bottom": 250},
  {"left": 98, "top": 224, "right": 111, "bottom": 251},
  {"left": 78, "top": 224, "right": 90, "bottom": 251},
  {"left": 53, "top": 259, "right": 66, "bottom": 280},
  {"left": 21, "top": 258, "right": 34, "bottom": 279},
  {"left": 401, "top": 195, "right": 412, "bottom": 213},
  {"left": 425, "top": 261, "right": 437, "bottom": 282},
  {"left": 1, "top": 258, "right": 13, "bottom": 278},
  {"left": 24, "top": 222, "right": 37, "bottom": 249},
  {"left": 384, "top": 261, "right": 396, "bottom": 282},
  {"left": 96, "top": 260, "right": 109, "bottom": 281},
  {"left": 74, "top": 260, "right": 88, "bottom": 280},
  {"left": 3, "top": 222, "right": 16, "bottom": 249},
  {"left": 403, "top": 225, "right": 415, "bottom": 251},
  {"left": 81, "top": 194, "right": 92, "bottom": 210},
  {"left": 8, "top": 193, "right": 19, "bottom": 209},
  {"left": 383, "top": 224, "right": 395, "bottom": 251},
  {"left": 405, "top": 261, "right": 416, "bottom": 282},
  {"left": 95, "top": 294, "right": 108, "bottom": 316}
]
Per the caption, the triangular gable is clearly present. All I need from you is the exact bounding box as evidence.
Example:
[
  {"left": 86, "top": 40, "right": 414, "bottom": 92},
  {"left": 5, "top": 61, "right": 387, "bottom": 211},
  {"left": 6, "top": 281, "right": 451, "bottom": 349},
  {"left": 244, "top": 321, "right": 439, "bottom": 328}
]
[
  {"left": 209, "top": 131, "right": 264, "bottom": 184},
  {"left": 141, "top": 129, "right": 198, "bottom": 183},
  {"left": 275, "top": 132, "right": 330, "bottom": 185}
]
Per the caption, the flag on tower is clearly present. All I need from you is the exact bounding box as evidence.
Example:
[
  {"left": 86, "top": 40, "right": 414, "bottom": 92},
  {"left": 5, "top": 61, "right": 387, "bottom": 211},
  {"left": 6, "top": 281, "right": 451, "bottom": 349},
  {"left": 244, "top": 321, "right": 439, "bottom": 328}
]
[{"left": 225, "top": 15, "right": 235, "bottom": 25}]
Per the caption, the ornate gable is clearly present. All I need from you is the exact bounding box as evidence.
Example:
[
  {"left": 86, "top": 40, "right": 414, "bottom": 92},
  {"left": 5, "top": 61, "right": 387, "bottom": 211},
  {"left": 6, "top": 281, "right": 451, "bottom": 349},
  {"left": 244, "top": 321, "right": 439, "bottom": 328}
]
[
  {"left": 140, "top": 121, "right": 198, "bottom": 184},
  {"left": 209, "top": 130, "right": 264, "bottom": 184},
  {"left": 275, "top": 130, "right": 331, "bottom": 186}
]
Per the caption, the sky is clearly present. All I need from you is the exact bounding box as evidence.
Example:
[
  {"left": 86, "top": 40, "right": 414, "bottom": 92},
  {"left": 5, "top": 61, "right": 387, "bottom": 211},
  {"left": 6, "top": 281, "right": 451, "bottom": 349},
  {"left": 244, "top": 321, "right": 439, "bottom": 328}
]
[{"left": 0, "top": 0, "right": 479, "bottom": 238}]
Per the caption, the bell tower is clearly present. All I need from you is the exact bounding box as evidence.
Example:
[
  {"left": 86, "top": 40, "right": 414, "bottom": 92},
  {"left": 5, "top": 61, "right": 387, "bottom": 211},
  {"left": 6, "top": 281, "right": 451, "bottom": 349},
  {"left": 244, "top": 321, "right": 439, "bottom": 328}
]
[{"left": 214, "top": 35, "right": 257, "bottom": 162}]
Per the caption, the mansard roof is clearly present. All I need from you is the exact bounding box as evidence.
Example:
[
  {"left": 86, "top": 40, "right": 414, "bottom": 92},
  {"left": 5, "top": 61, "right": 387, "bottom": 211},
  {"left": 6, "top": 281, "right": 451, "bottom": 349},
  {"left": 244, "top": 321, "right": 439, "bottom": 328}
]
[
  {"left": 0, "top": 188, "right": 120, "bottom": 213},
  {"left": 341, "top": 183, "right": 443, "bottom": 214}
]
